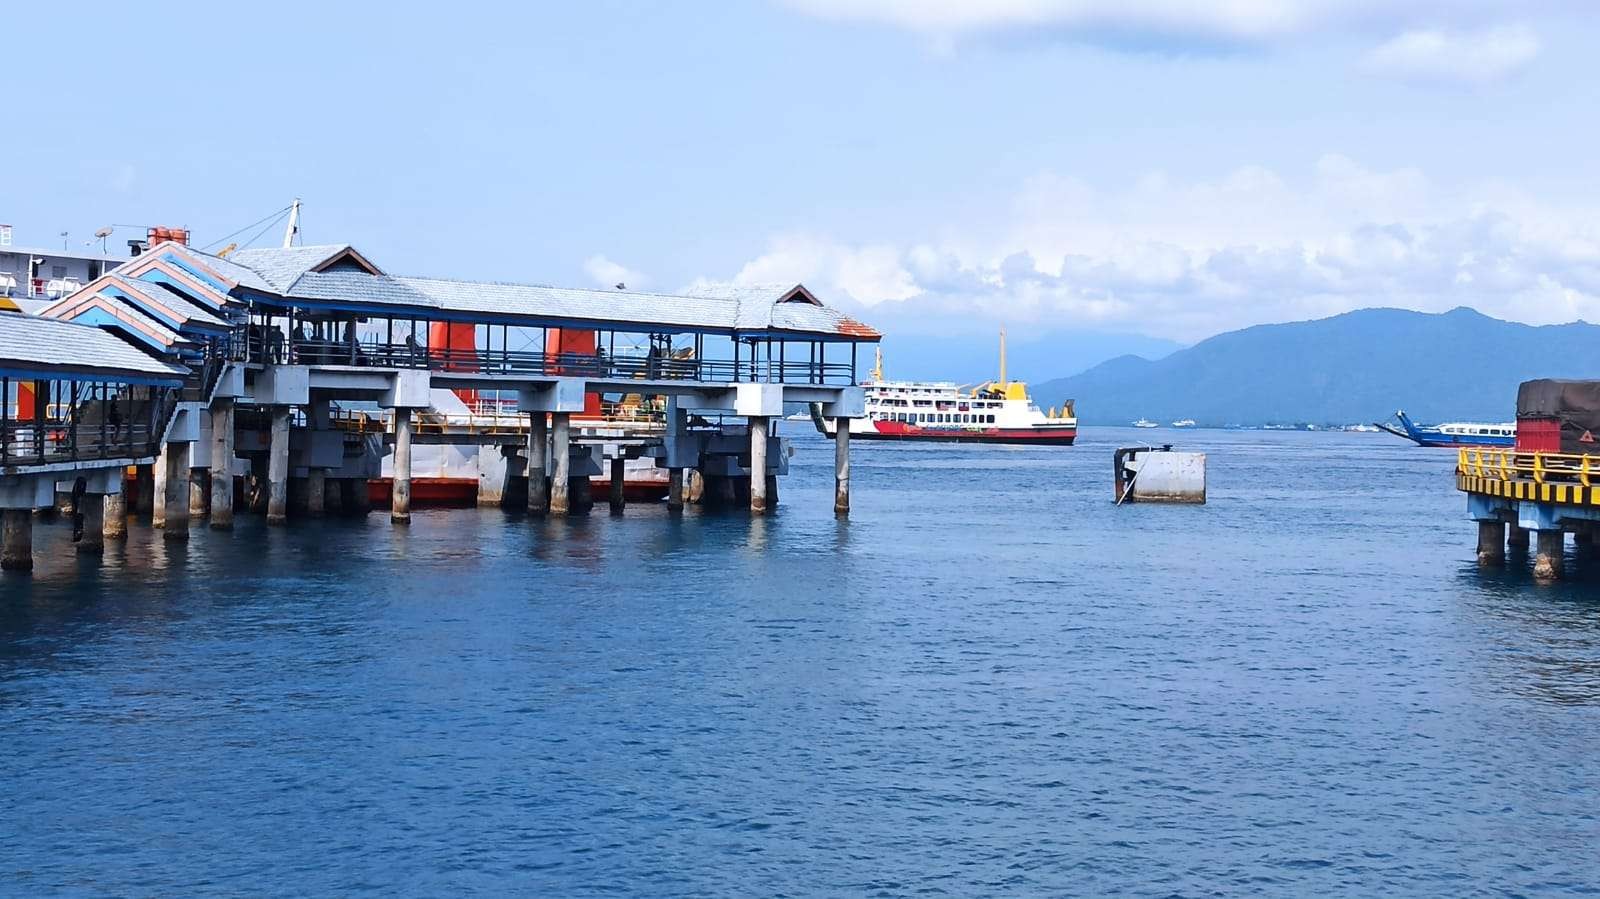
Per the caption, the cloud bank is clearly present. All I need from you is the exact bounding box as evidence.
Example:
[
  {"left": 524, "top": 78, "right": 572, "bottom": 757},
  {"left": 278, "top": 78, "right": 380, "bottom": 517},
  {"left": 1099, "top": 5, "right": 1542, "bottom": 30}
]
[
  {"left": 1362, "top": 25, "right": 1541, "bottom": 85},
  {"left": 695, "top": 155, "right": 1600, "bottom": 342}
]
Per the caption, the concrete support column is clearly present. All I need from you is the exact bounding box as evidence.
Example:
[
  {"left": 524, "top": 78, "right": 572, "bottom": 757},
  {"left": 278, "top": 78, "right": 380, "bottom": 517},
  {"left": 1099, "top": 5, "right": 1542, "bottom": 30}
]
[
  {"left": 189, "top": 468, "right": 208, "bottom": 518},
  {"left": 750, "top": 416, "right": 770, "bottom": 514},
  {"left": 152, "top": 446, "right": 169, "bottom": 529},
  {"left": 550, "top": 413, "right": 571, "bottom": 517},
  {"left": 687, "top": 469, "right": 705, "bottom": 504},
  {"left": 103, "top": 492, "right": 127, "bottom": 540},
  {"left": 324, "top": 477, "right": 344, "bottom": 515},
  {"left": 1508, "top": 523, "right": 1530, "bottom": 550},
  {"left": 392, "top": 408, "right": 414, "bottom": 523},
  {"left": 134, "top": 464, "right": 154, "bottom": 515},
  {"left": 1476, "top": 519, "right": 1506, "bottom": 566},
  {"left": 1575, "top": 526, "right": 1597, "bottom": 562},
  {"left": 306, "top": 470, "right": 326, "bottom": 517},
  {"left": 834, "top": 418, "right": 851, "bottom": 516},
  {"left": 163, "top": 443, "right": 190, "bottom": 540},
  {"left": 267, "top": 407, "right": 291, "bottom": 525},
  {"left": 668, "top": 468, "right": 685, "bottom": 511},
  {"left": 350, "top": 478, "right": 372, "bottom": 514},
  {"left": 1, "top": 509, "right": 32, "bottom": 572},
  {"left": 78, "top": 498, "right": 105, "bottom": 555},
  {"left": 210, "top": 400, "right": 235, "bottom": 530},
  {"left": 1533, "top": 529, "right": 1565, "bottom": 581},
  {"left": 609, "top": 456, "right": 626, "bottom": 513},
  {"left": 527, "top": 413, "right": 548, "bottom": 516}
]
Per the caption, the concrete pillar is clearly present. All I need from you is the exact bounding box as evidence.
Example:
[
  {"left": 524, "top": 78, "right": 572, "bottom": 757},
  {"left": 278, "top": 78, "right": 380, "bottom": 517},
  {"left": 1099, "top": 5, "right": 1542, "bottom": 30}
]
[
  {"left": 1508, "top": 523, "right": 1530, "bottom": 550},
  {"left": 1575, "top": 526, "right": 1596, "bottom": 562},
  {"left": 324, "top": 477, "right": 344, "bottom": 515},
  {"left": 1, "top": 509, "right": 32, "bottom": 572},
  {"left": 134, "top": 464, "right": 154, "bottom": 515},
  {"left": 766, "top": 474, "right": 780, "bottom": 509},
  {"left": 349, "top": 478, "right": 372, "bottom": 514},
  {"left": 189, "top": 468, "right": 208, "bottom": 518},
  {"left": 1534, "top": 530, "right": 1565, "bottom": 581},
  {"left": 686, "top": 469, "right": 705, "bottom": 504},
  {"left": 306, "top": 470, "right": 326, "bottom": 517},
  {"left": 527, "top": 413, "right": 548, "bottom": 516},
  {"left": 570, "top": 472, "right": 593, "bottom": 514},
  {"left": 609, "top": 456, "right": 626, "bottom": 513},
  {"left": 668, "top": 468, "right": 685, "bottom": 511},
  {"left": 750, "top": 416, "right": 770, "bottom": 515},
  {"left": 392, "top": 408, "right": 413, "bottom": 523},
  {"left": 834, "top": 418, "right": 850, "bottom": 516},
  {"left": 210, "top": 400, "right": 235, "bottom": 529},
  {"left": 267, "top": 407, "right": 291, "bottom": 525},
  {"left": 152, "top": 445, "right": 169, "bottom": 528},
  {"left": 103, "top": 491, "right": 127, "bottom": 540},
  {"left": 163, "top": 443, "right": 190, "bottom": 540},
  {"left": 549, "top": 413, "right": 571, "bottom": 516},
  {"left": 78, "top": 498, "right": 105, "bottom": 555},
  {"left": 1476, "top": 519, "right": 1505, "bottom": 566}
]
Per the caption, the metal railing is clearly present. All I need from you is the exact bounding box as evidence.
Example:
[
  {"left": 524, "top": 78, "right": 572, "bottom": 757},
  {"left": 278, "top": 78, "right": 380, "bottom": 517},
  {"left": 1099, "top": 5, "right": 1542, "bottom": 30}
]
[
  {"left": 1457, "top": 448, "right": 1600, "bottom": 485},
  {"left": 245, "top": 335, "right": 856, "bottom": 385},
  {"left": 1, "top": 392, "right": 171, "bottom": 468}
]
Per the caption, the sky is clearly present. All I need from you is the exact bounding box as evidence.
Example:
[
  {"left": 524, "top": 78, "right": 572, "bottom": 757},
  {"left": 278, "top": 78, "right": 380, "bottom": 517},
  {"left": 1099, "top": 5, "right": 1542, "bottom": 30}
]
[{"left": 5, "top": 0, "right": 1599, "bottom": 356}]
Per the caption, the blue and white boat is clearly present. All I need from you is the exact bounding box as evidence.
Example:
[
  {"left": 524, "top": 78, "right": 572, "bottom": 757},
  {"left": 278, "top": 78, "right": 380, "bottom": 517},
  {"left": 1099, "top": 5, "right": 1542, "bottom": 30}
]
[{"left": 1375, "top": 410, "right": 1516, "bottom": 448}]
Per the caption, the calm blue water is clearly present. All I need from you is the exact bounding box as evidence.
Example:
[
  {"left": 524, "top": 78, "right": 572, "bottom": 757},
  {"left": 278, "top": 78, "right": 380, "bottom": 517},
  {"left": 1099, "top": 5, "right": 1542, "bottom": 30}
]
[{"left": 2, "top": 427, "right": 1597, "bottom": 896}]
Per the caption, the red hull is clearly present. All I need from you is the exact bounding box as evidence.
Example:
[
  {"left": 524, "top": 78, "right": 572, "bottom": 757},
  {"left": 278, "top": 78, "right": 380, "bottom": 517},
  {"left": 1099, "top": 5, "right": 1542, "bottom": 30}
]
[
  {"left": 851, "top": 422, "right": 1076, "bottom": 445},
  {"left": 366, "top": 477, "right": 668, "bottom": 507}
]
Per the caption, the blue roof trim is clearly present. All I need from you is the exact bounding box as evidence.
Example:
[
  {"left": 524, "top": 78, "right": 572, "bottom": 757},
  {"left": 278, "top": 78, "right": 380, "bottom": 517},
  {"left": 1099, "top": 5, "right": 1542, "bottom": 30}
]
[
  {"left": 152, "top": 249, "right": 232, "bottom": 296},
  {"left": 70, "top": 307, "right": 174, "bottom": 353}
]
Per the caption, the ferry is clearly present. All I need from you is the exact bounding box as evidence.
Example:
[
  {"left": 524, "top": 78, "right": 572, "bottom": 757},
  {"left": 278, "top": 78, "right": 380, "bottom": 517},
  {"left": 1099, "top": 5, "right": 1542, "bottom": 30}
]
[
  {"left": 1374, "top": 410, "right": 1515, "bottom": 448},
  {"left": 1133, "top": 419, "right": 1159, "bottom": 429},
  {"left": 1171, "top": 419, "right": 1196, "bottom": 428},
  {"left": 812, "top": 334, "right": 1077, "bottom": 445}
]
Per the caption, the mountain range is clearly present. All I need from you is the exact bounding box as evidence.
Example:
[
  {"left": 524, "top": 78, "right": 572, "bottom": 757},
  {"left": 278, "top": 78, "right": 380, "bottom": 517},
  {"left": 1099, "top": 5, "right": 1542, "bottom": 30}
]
[{"left": 1031, "top": 307, "right": 1600, "bottom": 426}]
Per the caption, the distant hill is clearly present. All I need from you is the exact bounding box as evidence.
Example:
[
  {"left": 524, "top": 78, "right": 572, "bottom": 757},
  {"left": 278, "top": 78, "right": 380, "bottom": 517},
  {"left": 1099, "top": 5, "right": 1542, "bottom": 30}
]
[
  {"left": 872, "top": 329, "right": 1182, "bottom": 385},
  {"left": 1034, "top": 307, "right": 1600, "bottom": 426}
]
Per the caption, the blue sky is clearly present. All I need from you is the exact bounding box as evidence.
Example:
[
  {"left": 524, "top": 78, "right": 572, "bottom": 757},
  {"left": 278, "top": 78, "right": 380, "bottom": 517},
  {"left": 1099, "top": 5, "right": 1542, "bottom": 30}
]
[{"left": 5, "top": 1, "right": 1598, "bottom": 357}]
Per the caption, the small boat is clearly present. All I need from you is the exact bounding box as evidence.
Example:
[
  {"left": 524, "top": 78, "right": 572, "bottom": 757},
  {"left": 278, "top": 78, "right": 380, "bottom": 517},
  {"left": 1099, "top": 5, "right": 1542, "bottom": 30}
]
[
  {"left": 1374, "top": 410, "right": 1515, "bottom": 448},
  {"left": 1171, "top": 419, "right": 1196, "bottom": 428},
  {"left": 1133, "top": 418, "right": 1159, "bottom": 429}
]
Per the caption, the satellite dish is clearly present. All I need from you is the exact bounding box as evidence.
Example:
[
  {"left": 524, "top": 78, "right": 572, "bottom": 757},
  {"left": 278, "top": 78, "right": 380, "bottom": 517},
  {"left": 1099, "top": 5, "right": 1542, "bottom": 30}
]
[{"left": 94, "top": 227, "right": 114, "bottom": 238}]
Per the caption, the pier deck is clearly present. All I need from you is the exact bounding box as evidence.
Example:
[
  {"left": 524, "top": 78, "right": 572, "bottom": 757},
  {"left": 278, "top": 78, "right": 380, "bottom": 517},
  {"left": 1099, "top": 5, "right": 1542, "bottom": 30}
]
[{"left": 1457, "top": 448, "right": 1600, "bottom": 579}]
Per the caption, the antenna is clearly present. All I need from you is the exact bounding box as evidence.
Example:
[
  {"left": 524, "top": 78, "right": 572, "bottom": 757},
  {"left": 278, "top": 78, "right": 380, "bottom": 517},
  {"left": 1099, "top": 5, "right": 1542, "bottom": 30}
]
[
  {"left": 283, "top": 198, "right": 301, "bottom": 248},
  {"left": 999, "top": 327, "right": 1007, "bottom": 385},
  {"left": 94, "top": 226, "right": 113, "bottom": 254}
]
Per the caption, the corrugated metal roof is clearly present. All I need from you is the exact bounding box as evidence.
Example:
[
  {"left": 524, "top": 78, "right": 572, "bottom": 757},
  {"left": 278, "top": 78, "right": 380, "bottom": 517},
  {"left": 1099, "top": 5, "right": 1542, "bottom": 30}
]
[
  {"left": 228, "top": 245, "right": 366, "bottom": 291},
  {"left": 113, "top": 277, "right": 232, "bottom": 329},
  {"left": 0, "top": 313, "right": 188, "bottom": 380}
]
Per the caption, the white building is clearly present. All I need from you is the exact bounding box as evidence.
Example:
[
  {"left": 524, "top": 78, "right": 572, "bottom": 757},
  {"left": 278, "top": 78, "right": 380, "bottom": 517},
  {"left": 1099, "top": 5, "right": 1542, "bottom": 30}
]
[{"left": 0, "top": 224, "right": 128, "bottom": 313}]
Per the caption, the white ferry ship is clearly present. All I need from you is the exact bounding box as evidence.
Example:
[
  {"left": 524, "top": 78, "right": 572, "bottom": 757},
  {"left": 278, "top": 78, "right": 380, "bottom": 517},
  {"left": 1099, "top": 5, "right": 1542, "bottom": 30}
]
[{"left": 812, "top": 335, "right": 1077, "bottom": 445}]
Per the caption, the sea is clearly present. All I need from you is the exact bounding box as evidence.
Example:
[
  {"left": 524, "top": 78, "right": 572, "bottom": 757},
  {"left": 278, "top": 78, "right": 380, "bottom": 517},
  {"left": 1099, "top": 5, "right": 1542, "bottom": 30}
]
[{"left": 1, "top": 427, "right": 1597, "bottom": 897}]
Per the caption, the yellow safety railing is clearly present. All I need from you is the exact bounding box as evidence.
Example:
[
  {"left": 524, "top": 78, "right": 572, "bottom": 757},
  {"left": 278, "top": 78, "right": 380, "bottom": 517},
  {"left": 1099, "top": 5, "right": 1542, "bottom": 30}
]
[{"left": 1457, "top": 448, "right": 1600, "bottom": 486}]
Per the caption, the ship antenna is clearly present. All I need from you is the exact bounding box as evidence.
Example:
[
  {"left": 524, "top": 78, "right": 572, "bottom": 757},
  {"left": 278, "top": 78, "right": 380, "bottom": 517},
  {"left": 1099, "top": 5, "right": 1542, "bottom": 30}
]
[
  {"left": 999, "top": 327, "right": 1007, "bottom": 386},
  {"left": 873, "top": 345, "right": 883, "bottom": 381}
]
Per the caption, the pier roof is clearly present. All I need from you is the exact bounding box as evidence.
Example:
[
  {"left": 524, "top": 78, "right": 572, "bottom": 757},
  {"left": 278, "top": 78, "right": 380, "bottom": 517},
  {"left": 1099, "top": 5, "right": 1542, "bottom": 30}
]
[
  {"left": 278, "top": 270, "right": 879, "bottom": 340},
  {"left": 227, "top": 244, "right": 383, "bottom": 291},
  {"left": 0, "top": 314, "right": 188, "bottom": 383}
]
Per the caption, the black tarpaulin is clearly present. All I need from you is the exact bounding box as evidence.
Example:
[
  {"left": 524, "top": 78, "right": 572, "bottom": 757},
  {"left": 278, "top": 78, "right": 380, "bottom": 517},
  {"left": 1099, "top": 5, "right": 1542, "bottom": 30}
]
[{"left": 1516, "top": 379, "right": 1600, "bottom": 453}]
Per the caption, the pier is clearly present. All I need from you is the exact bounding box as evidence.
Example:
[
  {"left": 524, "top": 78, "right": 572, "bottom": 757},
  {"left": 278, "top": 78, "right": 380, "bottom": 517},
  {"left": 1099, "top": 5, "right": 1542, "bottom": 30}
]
[
  {"left": 1457, "top": 448, "right": 1600, "bottom": 580},
  {"left": 1, "top": 237, "right": 878, "bottom": 573}
]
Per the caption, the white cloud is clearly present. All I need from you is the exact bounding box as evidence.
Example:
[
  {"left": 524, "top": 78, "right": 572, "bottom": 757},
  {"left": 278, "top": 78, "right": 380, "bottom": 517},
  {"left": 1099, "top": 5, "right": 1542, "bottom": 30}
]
[
  {"left": 1363, "top": 24, "right": 1541, "bottom": 85},
  {"left": 692, "top": 156, "right": 1600, "bottom": 342},
  {"left": 582, "top": 254, "right": 646, "bottom": 290},
  {"left": 781, "top": 0, "right": 1532, "bottom": 44}
]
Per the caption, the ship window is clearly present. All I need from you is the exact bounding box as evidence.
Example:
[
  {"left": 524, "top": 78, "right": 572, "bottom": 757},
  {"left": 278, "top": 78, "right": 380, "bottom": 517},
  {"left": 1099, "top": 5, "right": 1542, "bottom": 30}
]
[{"left": 986, "top": 415, "right": 994, "bottom": 423}]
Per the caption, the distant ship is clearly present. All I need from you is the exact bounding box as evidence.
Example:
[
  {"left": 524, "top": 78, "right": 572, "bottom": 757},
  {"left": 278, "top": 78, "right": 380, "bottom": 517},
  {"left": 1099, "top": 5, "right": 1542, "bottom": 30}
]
[
  {"left": 1133, "top": 418, "right": 1159, "bottom": 429},
  {"left": 1374, "top": 410, "right": 1515, "bottom": 448},
  {"left": 813, "top": 333, "right": 1077, "bottom": 445},
  {"left": 1171, "top": 419, "right": 1196, "bottom": 428}
]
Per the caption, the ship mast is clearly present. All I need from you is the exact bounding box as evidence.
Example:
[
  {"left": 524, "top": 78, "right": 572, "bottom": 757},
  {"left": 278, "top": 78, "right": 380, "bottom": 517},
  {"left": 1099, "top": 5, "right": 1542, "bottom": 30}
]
[
  {"left": 999, "top": 327, "right": 1007, "bottom": 386},
  {"left": 282, "top": 198, "right": 301, "bottom": 248},
  {"left": 872, "top": 345, "right": 884, "bottom": 381}
]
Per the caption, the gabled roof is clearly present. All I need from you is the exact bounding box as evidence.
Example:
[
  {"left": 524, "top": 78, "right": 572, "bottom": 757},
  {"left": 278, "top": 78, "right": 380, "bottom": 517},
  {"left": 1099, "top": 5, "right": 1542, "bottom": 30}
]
[
  {"left": 227, "top": 244, "right": 383, "bottom": 292},
  {"left": 0, "top": 313, "right": 188, "bottom": 382},
  {"left": 279, "top": 270, "right": 878, "bottom": 340},
  {"left": 37, "top": 291, "right": 188, "bottom": 351}
]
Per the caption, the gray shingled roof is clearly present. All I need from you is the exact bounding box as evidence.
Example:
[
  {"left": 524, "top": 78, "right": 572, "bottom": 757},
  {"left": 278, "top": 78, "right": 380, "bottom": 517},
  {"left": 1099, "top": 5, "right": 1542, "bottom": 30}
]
[
  {"left": 0, "top": 314, "right": 188, "bottom": 381},
  {"left": 282, "top": 270, "right": 879, "bottom": 339},
  {"left": 169, "top": 245, "right": 276, "bottom": 294},
  {"left": 228, "top": 245, "right": 365, "bottom": 291}
]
